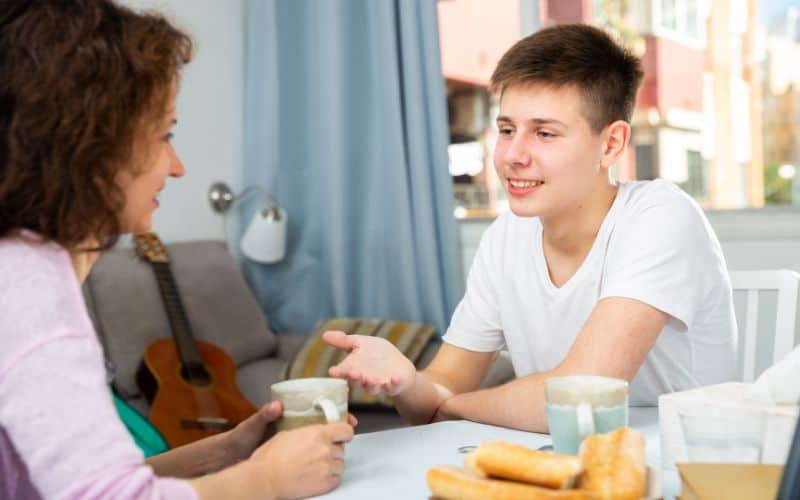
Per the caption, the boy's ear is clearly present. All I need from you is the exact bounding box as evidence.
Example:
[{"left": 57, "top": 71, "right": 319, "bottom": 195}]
[{"left": 600, "top": 120, "right": 631, "bottom": 168}]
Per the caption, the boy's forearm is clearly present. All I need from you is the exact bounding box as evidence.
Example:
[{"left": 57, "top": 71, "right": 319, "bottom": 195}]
[
  {"left": 392, "top": 371, "right": 456, "bottom": 425},
  {"left": 434, "top": 374, "right": 551, "bottom": 432}
]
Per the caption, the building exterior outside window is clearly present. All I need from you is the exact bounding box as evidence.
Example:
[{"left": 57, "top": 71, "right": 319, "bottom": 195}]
[{"left": 439, "top": 0, "right": 799, "bottom": 216}]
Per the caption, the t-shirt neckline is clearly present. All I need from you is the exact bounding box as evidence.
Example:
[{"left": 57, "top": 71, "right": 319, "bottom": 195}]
[{"left": 532, "top": 182, "right": 628, "bottom": 295}]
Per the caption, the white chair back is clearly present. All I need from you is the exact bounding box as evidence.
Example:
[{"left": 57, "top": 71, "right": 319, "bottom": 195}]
[{"left": 729, "top": 269, "right": 800, "bottom": 382}]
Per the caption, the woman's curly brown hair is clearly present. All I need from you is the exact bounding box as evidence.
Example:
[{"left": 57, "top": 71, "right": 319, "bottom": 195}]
[{"left": 0, "top": 0, "right": 192, "bottom": 250}]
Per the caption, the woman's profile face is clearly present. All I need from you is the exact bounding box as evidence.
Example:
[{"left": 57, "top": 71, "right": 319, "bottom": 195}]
[{"left": 115, "top": 92, "right": 185, "bottom": 235}]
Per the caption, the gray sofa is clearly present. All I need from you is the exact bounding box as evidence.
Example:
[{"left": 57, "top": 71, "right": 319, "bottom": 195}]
[{"left": 83, "top": 240, "right": 514, "bottom": 434}]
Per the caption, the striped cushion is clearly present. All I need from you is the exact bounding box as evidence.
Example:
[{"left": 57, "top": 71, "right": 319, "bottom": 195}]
[{"left": 283, "top": 318, "right": 436, "bottom": 407}]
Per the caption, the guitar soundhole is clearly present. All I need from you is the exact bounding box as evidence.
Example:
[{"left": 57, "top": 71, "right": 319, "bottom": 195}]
[{"left": 181, "top": 363, "right": 212, "bottom": 387}]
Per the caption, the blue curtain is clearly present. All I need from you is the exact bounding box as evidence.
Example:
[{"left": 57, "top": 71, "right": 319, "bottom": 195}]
[{"left": 242, "top": 0, "right": 462, "bottom": 335}]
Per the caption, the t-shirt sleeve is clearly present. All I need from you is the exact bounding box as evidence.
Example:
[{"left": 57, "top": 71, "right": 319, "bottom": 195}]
[
  {"left": 0, "top": 335, "right": 197, "bottom": 500},
  {"left": 442, "top": 219, "right": 507, "bottom": 352},
  {"left": 600, "top": 191, "right": 723, "bottom": 332}
]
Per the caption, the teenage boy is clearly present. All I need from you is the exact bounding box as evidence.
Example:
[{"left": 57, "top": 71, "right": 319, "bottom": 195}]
[{"left": 324, "top": 24, "right": 736, "bottom": 432}]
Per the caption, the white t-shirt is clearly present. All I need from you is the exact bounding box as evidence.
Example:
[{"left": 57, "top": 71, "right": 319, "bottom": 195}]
[{"left": 443, "top": 180, "right": 737, "bottom": 405}]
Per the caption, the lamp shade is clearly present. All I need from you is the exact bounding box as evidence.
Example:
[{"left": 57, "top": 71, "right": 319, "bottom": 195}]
[{"left": 241, "top": 208, "right": 287, "bottom": 264}]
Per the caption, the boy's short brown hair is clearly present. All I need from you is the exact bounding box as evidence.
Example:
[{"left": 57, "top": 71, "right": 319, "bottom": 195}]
[
  {"left": 491, "top": 24, "right": 643, "bottom": 134},
  {"left": 0, "top": 0, "right": 192, "bottom": 250}
]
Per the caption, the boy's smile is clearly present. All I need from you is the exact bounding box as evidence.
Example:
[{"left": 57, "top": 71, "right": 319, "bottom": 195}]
[{"left": 507, "top": 177, "right": 545, "bottom": 196}]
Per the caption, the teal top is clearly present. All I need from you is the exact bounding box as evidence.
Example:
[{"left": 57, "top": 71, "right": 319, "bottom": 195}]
[{"left": 112, "top": 393, "right": 169, "bottom": 458}]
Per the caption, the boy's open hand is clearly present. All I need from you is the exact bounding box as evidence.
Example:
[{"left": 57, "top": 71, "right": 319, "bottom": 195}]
[{"left": 322, "top": 331, "right": 416, "bottom": 396}]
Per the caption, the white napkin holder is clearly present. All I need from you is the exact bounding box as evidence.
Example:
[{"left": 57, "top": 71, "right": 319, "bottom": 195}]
[{"left": 659, "top": 382, "right": 799, "bottom": 470}]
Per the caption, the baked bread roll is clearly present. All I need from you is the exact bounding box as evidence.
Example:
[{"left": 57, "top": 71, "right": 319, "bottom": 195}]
[
  {"left": 427, "top": 465, "right": 600, "bottom": 500},
  {"left": 463, "top": 452, "right": 488, "bottom": 478},
  {"left": 578, "top": 427, "right": 646, "bottom": 500},
  {"left": 474, "top": 441, "right": 582, "bottom": 489}
]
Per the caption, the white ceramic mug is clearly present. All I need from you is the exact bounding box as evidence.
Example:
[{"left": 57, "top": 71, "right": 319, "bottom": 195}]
[
  {"left": 545, "top": 375, "right": 629, "bottom": 454},
  {"left": 270, "top": 377, "right": 348, "bottom": 431}
]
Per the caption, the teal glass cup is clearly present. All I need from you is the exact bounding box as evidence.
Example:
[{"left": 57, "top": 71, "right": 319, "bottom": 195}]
[{"left": 545, "top": 375, "right": 629, "bottom": 455}]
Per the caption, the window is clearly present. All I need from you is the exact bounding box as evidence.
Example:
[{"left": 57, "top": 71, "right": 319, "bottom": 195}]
[
  {"left": 438, "top": 0, "right": 799, "bottom": 217},
  {"left": 656, "top": 0, "right": 703, "bottom": 42},
  {"left": 680, "top": 150, "right": 708, "bottom": 200},
  {"left": 636, "top": 145, "right": 658, "bottom": 181},
  {"left": 685, "top": 0, "right": 699, "bottom": 39},
  {"left": 661, "top": 0, "right": 678, "bottom": 31}
]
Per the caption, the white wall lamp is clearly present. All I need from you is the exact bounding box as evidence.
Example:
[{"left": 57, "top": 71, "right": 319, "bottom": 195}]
[{"left": 208, "top": 181, "right": 287, "bottom": 264}]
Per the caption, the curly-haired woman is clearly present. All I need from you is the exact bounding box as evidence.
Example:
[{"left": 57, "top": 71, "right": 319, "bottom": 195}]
[{"left": 0, "top": 2, "right": 352, "bottom": 499}]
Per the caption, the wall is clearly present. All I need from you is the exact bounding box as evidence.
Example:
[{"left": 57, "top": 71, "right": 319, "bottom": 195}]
[
  {"left": 541, "top": 0, "right": 593, "bottom": 24},
  {"left": 637, "top": 35, "right": 705, "bottom": 112},
  {"left": 706, "top": 208, "right": 800, "bottom": 272},
  {"left": 437, "top": 0, "right": 521, "bottom": 86},
  {"left": 122, "top": 0, "right": 246, "bottom": 243}
]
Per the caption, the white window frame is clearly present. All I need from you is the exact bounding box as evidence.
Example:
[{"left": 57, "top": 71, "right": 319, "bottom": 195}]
[{"left": 651, "top": 0, "right": 708, "bottom": 49}]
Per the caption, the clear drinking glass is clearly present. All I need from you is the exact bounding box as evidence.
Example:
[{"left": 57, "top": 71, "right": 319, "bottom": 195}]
[{"left": 679, "top": 406, "right": 766, "bottom": 463}]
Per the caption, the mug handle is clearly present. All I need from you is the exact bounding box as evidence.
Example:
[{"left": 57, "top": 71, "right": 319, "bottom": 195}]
[
  {"left": 313, "top": 397, "right": 341, "bottom": 423},
  {"left": 576, "top": 401, "right": 595, "bottom": 441}
]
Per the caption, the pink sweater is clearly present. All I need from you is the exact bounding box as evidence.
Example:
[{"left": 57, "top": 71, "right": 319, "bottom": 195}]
[{"left": 0, "top": 234, "right": 197, "bottom": 500}]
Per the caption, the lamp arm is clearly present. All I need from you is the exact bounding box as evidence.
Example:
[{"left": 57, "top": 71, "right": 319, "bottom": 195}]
[
  {"left": 208, "top": 181, "right": 278, "bottom": 214},
  {"left": 232, "top": 185, "right": 278, "bottom": 210}
]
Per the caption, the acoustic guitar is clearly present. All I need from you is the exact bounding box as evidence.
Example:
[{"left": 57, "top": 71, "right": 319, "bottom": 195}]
[{"left": 134, "top": 233, "right": 257, "bottom": 448}]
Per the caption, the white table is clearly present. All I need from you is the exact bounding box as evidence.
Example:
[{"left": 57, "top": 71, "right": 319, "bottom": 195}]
[{"left": 314, "top": 407, "right": 678, "bottom": 499}]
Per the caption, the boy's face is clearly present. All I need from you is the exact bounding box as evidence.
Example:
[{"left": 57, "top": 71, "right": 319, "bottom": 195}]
[{"left": 494, "top": 84, "right": 609, "bottom": 219}]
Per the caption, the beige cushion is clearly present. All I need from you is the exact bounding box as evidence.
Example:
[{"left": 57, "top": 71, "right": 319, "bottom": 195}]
[
  {"left": 284, "top": 317, "right": 436, "bottom": 408},
  {"left": 84, "top": 240, "right": 277, "bottom": 398}
]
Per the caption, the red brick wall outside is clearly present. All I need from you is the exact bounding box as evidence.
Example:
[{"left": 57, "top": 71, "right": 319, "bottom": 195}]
[
  {"left": 541, "top": 0, "right": 594, "bottom": 25},
  {"left": 637, "top": 35, "right": 705, "bottom": 113},
  {"left": 438, "top": 0, "right": 521, "bottom": 86}
]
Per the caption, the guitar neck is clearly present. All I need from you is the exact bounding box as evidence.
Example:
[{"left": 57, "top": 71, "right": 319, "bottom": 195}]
[{"left": 151, "top": 262, "right": 205, "bottom": 367}]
